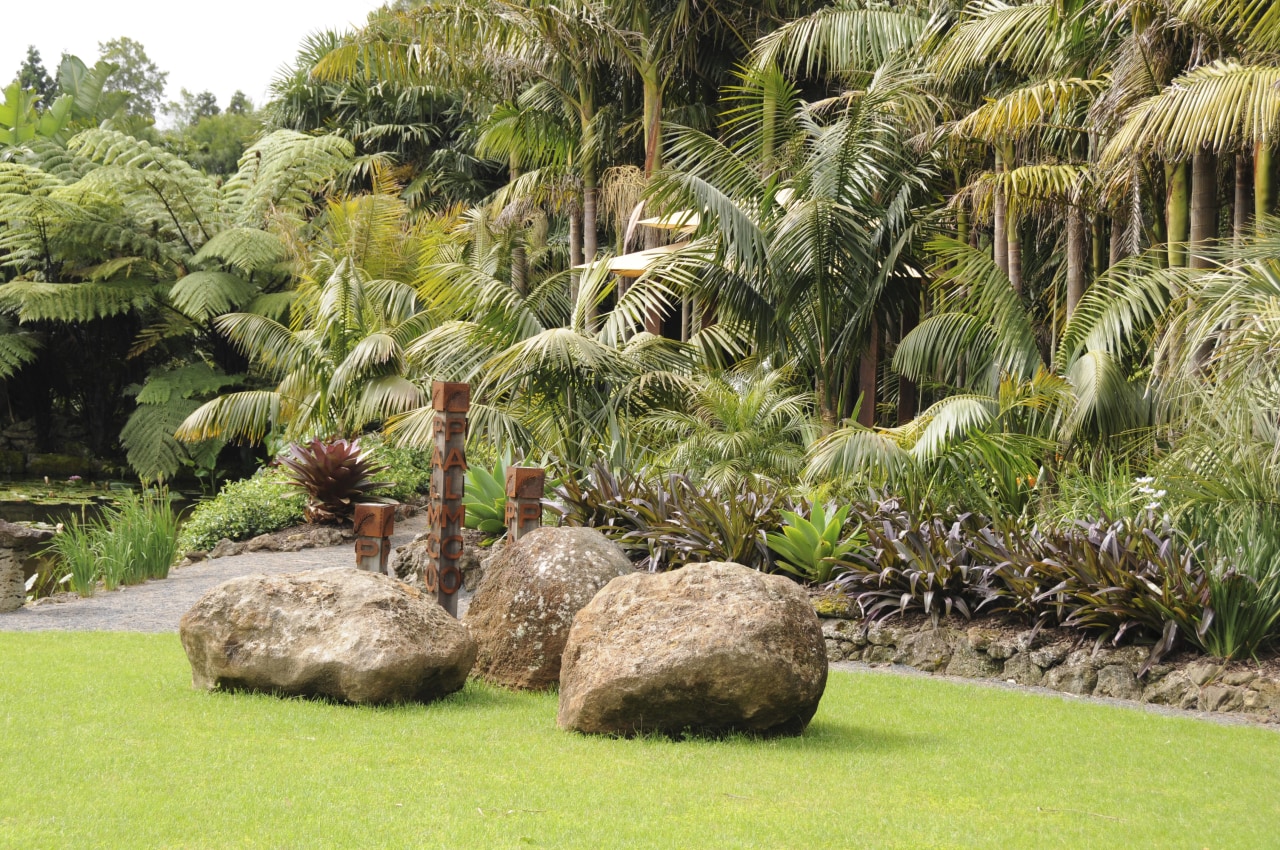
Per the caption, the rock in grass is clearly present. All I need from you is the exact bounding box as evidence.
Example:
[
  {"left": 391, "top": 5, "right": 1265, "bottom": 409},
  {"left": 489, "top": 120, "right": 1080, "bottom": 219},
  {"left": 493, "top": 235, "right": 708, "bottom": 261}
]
[
  {"left": 558, "top": 562, "right": 828, "bottom": 737},
  {"left": 464, "top": 527, "right": 633, "bottom": 690},
  {"left": 179, "top": 567, "right": 475, "bottom": 704}
]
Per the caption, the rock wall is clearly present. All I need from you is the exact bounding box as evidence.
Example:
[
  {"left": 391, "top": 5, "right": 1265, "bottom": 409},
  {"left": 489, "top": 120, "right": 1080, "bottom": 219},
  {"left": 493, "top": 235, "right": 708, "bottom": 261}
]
[
  {"left": 822, "top": 617, "right": 1280, "bottom": 723},
  {"left": 0, "top": 549, "right": 24, "bottom": 612},
  {"left": 0, "top": 521, "right": 54, "bottom": 612}
]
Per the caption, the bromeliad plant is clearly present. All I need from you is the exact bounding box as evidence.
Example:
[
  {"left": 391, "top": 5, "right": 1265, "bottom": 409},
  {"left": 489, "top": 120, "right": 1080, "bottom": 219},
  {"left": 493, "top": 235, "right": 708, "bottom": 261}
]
[
  {"left": 280, "top": 438, "right": 391, "bottom": 524},
  {"left": 766, "top": 504, "right": 864, "bottom": 585},
  {"left": 835, "top": 501, "right": 996, "bottom": 625}
]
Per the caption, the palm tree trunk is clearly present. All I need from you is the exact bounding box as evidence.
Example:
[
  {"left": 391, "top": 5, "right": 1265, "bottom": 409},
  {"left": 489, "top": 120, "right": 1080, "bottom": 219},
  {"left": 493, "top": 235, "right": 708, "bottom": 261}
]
[
  {"left": 1109, "top": 213, "right": 1125, "bottom": 266},
  {"left": 511, "top": 244, "right": 528, "bottom": 297},
  {"left": 1007, "top": 213, "right": 1024, "bottom": 295},
  {"left": 1190, "top": 151, "right": 1218, "bottom": 269},
  {"left": 1166, "top": 160, "right": 1190, "bottom": 268},
  {"left": 897, "top": 296, "right": 919, "bottom": 424},
  {"left": 956, "top": 197, "right": 970, "bottom": 246},
  {"left": 1256, "top": 142, "right": 1273, "bottom": 235},
  {"left": 1091, "top": 218, "right": 1105, "bottom": 278},
  {"left": 856, "top": 320, "right": 879, "bottom": 429},
  {"left": 642, "top": 69, "right": 663, "bottom": 177},
  {"left": 994, "top": 146, "right": 1008, "bottom": 276},
  {"left": 1067, "top": 205, "right": 1088, "bottom": 320},
  {"left": 1000, "top": 144, "right": 1023, "bottom": 294},
  {"left": 1235, "top": 152, "right": 1252, "bottom": 246},
  {"left": 569, "top": 203, "right": 583, "bottom": 310}
]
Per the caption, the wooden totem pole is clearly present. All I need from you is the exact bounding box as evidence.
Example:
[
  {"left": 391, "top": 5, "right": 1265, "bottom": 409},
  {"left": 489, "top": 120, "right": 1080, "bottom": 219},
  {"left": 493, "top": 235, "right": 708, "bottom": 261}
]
[
  {"left": 504, "top": 466, "right": 545, "bottom": 543},
  {"left": 426, "top": 381, "right": 469, "bottom": 616},
  {"left": 352, "top": 503, "right": 395, "bottom": 574}
]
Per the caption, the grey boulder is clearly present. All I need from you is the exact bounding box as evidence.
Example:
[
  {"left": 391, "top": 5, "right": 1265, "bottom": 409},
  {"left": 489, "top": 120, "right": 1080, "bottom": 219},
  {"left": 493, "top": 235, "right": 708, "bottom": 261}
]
[
  {"left": 180, "top": 567, "right": 475, "bottom": 704},
  {"left": 558, "top": 561, "right": 828, "bottom": 737},
  {"left": 464, "top": 526, "right": 633, "bottom": 690}
]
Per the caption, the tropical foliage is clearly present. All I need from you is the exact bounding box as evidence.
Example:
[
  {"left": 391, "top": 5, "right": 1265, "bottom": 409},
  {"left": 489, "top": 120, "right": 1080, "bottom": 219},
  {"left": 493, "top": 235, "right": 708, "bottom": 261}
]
[{"left": 9, "top": 0, "right": 1280, "bottom": 659}]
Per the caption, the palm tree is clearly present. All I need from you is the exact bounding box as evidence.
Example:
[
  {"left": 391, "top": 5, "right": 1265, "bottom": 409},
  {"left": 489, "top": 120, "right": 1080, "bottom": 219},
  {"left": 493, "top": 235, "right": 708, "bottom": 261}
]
[
  {"left": 639, "top": 359, "right": 818, "bottom": 487},
  {"left": 650, "top": 58, "right": 934, "bottom": 426}
]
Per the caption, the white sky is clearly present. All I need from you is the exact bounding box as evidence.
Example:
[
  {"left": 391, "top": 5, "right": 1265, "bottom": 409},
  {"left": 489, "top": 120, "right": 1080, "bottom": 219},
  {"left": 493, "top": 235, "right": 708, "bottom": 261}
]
[{"left": 6, "top": 1, "right": 390, "bottom": 118}]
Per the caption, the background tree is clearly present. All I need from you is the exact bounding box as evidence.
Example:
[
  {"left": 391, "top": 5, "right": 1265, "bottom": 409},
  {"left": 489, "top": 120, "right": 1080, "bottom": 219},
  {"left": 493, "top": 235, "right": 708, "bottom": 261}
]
[
  {"left": 15, "top": 46, "right": 56, "bottom": 106},
  {"left": 97, "top": 37, "right": 168, "bottom": 122}
]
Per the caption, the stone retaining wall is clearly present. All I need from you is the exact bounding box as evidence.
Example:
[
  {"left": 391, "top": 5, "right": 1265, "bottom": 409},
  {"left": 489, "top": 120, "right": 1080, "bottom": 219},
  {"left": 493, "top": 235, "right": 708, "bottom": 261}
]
[
  {"left": 822, "top": 617, "right": 1280, "bottom": 723},
  {"left": 0, "top": 521, "right": 54, "bottom": 612}
]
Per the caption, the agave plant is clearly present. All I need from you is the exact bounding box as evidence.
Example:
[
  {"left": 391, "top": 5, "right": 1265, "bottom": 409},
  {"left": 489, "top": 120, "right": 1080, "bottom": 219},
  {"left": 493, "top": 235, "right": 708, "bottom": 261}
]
[
  {"left": 463, "top": 456, "right": 509, "bottom": 536},
  {"left": 279, "top": 438, "right": 391, "bottom": 524},
  {"left": 766, "top": 504, "right": 864, "bottom": 585}
]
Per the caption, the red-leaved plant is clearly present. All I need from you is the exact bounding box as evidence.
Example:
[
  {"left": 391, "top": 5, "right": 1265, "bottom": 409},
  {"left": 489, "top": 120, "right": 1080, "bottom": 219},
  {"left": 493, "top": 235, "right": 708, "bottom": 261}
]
[{"left": 279, "top": 438, "right": 391, "bottom": 524}]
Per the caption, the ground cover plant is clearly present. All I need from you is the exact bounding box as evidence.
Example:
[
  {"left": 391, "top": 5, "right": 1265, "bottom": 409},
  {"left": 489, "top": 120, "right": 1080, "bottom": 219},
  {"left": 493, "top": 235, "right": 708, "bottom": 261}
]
[{"left": 1, "top": 632, "right": 1278, "bottom": 849}]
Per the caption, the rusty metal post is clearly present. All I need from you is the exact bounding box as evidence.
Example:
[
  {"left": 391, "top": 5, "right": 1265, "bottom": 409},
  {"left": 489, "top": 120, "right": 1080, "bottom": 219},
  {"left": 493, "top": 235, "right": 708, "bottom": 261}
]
[
  {"left": 504, "top": 467, "right": 545, "bottom": 543},
  {"left": 426, "top": 381, "right": 469, "bottom": 616},
  {"left": 353, "top": 503, "right": 396, "bottom": 575}
]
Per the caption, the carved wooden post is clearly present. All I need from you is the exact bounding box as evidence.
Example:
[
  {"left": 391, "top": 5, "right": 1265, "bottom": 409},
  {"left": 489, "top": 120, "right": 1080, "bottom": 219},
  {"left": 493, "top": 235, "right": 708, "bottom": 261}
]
[
  {"left": 504, "top": 467, "right": 545, "bottom": 543},
  {"left": 426, "top": 381, "right": 469, "bottom": 616},
  {"left": 353, "top": 503, "right": 395, "bottom": 575}
]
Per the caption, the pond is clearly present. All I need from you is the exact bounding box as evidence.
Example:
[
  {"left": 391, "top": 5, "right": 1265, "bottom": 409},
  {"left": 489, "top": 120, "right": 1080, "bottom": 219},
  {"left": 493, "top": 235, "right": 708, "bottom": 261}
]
[
  {"left": 3, "top": 479, "right": 204, "bottom": 601},
  {"left": 0, "top": 479, "right": 201, "bottom": 526}
]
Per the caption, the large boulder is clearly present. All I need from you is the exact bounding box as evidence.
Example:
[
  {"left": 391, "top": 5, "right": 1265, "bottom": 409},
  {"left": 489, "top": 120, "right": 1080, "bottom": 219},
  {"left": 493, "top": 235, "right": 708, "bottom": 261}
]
[
  {"left": 464, "top": 526, "right": 632, "bottom": 690},
  {"left": 558, "top": 561, "right": 828, "bottom": 737},
  {"left": 179, "top": 567, "right": 475, "bottom": 704}
]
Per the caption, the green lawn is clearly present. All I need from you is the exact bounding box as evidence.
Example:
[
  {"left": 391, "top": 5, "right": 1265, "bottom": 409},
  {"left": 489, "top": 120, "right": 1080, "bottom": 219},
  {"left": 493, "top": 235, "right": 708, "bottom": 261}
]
[{"left": 1, "top": 633, "right": 1277, "bottom": 849}]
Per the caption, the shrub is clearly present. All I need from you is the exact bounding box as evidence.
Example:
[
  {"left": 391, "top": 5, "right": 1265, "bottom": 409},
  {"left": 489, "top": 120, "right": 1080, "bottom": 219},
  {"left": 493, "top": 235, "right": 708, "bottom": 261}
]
[
  {"left": 178, "top": 467, "right": 306, "bottom": 552},
  {"left": 45, "top": 516, "right": 99, "bottom": 596},
  {"left": 1200, "top": 513, "right": 1280, "bottom": 660},
  {"left": 363, "top": 436, "right": 432, "bottom": 501}
]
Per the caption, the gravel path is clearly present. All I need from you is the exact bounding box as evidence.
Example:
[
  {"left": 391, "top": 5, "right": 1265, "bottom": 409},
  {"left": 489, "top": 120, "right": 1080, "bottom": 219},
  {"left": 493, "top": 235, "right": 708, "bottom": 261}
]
[{"left": 0, "top": 515, "right": 460, "bottom": 633}]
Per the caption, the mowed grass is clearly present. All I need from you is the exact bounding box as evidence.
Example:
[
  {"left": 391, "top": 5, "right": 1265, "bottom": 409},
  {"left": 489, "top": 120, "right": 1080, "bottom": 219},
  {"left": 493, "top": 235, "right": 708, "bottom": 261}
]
[{"left": 1, "top": 634, "right": 1278, "bottom": 849}]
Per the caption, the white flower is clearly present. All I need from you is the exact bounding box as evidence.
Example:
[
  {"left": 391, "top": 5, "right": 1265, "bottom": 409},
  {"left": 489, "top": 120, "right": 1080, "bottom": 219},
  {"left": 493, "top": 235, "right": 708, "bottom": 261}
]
[{"left": 1135, "top": 476, "right": 1154, "bottom": 484}]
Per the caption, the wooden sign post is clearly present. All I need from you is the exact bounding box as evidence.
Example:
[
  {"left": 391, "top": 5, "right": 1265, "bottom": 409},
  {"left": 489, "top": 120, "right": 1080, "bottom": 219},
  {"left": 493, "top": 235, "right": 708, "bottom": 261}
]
[
  {"left": 353, "top": 503, "right": 396, "bottom": 574},
  {"left": 504, "top": 467, "right": 545, "bottom": 543},
  {"left": 426, "top": 381, "right": 469, "bottom": 616}
]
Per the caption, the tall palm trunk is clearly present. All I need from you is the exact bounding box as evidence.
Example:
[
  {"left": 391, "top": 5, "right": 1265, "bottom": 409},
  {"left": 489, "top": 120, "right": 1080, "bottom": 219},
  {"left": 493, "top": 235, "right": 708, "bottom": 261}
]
[
  {"left": 1066, "top": 205, "right": 1088, "bottom": 319},
  {"left": 856, "top": 320, "right": 879, "bottom": 429},
  {"left": 1091, "top": 218, "right": 1105, "bottom": 279},
  {"left": 1190, "top": 151, "right": 1218, "bottom": 269},
  {"left": 993, "top": 146, "right": 1008, "bottom": 276},
  {"left": 569, "top": 203, "right": 583, "bottom": 310},
  {"left": 1256, "top": 142, "right": 1273, "bottom": 235},
  {"left": 1000, "top": 144, "right": 1023, "bottom": 294},
  {"left": 1166, "top": 160, "right": 1190, "bottom": 267},
  {"left": 956, "top": 196, "right": 970, "bottom": 246},
  {"left": 897, "top": 296, "right": 919, "bottom": 423},
  {"left": 511, "top": 244, "right": 527, "bottom": 297},
  {"left": 1235, "top": 152, "right": 1252, "bottom": 246},
  {"left": 1109, "top": 213, "right": 1126, "bottom": 266}
]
